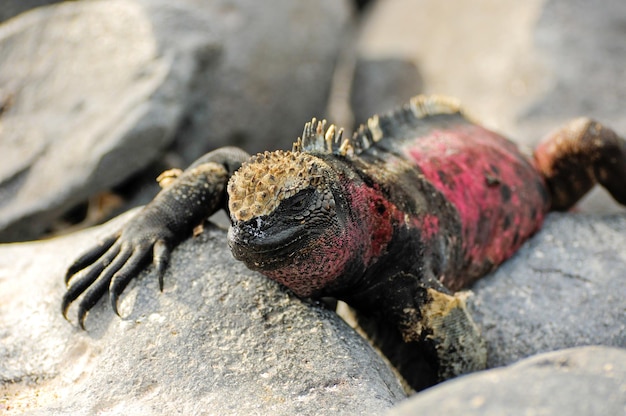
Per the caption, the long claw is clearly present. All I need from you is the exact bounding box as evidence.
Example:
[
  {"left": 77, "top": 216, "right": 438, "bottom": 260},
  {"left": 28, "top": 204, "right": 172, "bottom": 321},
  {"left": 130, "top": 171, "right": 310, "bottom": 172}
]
[
  {"left": 110, "top": 246, "right": 151, "bottom": 316},
  {"left": 63, "top": 243, "right": 120, "bottom": 322},
  {"left": 78, "top": 304, "right": 90, "bottom": 331},
  {"left": 76, "top": 263, "right": 120, "bottom": 330},
  {"left": 154, "top": 240, "right": 170, "bottom": 292},
  {"left": 73, "top": 245, "right": 132, "bottom": 328},
  {"left": 65, "top": 234, "right": 118, "bottom": 285},
  {"left": 62, "top": 262, "right": 106, "bottom": 320}
]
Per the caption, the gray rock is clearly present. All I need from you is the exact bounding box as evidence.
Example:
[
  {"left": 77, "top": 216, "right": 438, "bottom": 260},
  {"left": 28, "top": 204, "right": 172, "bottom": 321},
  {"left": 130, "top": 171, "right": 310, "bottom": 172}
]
[
  {"left": 350, "top": 57, "right": 423, "bottom": 126},
  {"left": 0, "top": 0, "right": 209, "bottom": 242},
  {"left": 0, "top": 0, "right": 353, "bottom": 242},
  {"left": 468, "top": 213, "right": 626, "bottom": 368},
  {"left": 0, "top": 0, "right": 63, "bottom": 23},
  {"left": 1, "top": 202, "right": 624, "bottom": 413},
  {"left": 522, "top": 0, "right": 626, "bottom": 135},
  {"left": 387, "top": 346, "right": 626, "bottom": 416},
  {"left": 0, "top": 212, "right": 406, "bottom": 415},
  {"left": 169, "top": 0, "right": 354, "bottom": 161},
  {"left": 357, "top": 0, "right": 626, "bottom": 140}
]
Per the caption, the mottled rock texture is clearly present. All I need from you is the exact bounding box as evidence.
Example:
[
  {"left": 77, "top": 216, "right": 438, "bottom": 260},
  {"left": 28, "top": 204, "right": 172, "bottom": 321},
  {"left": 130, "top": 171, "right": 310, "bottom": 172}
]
[
  {"left": 469, "top": 213, "right": 626, "bottom": 368},
  {"left": 0, "top": 212, "right": 406, "bottom": 415},
  {"left": 1, "top": 211, "right": 624, "bottom": 414},
  {"left": 388, "top": 346, "right": 626, "bottom": 416}
]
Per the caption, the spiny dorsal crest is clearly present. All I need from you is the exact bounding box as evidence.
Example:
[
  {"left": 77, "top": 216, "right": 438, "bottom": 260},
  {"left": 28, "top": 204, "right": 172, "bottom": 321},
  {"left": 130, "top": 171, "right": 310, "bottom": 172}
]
[
  {"left": 408, "top": 94, "right": 462, "bottom": 119},
  {"left": 293, "top": 117, "right": 378, "bottom": 157},
  {"left": 292, "top": 118, "right": 348, "bottom": 155},
  {"left": 228, "top": 150, "right": 328, "bottom": 222},
  {"left": 293, "top": 95, "right": 464, "bottom": 158},
  {"left": 351, "top": 95, "right": 464, "bottom": 152}
]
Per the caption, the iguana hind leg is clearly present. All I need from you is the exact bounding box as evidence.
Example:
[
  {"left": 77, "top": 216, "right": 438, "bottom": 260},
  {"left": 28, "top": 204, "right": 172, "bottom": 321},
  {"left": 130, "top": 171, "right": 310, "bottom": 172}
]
[
  {"left": 534, "top": 118, "right": 626, "bottom": 210},
  {"left": 357, "top": 286, "right": 486, "bottom": 391},
  {"left": 347, "top": 272, "right": 486, "bottom": 390},
  {"left": 418, "top": 288, "right": 486, "bottom": 381}
]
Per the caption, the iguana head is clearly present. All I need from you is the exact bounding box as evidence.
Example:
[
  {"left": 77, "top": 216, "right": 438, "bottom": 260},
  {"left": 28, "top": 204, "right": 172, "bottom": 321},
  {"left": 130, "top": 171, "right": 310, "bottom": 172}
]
[{"left": 226, "top": 150, "right": 359, "bottom": 297}]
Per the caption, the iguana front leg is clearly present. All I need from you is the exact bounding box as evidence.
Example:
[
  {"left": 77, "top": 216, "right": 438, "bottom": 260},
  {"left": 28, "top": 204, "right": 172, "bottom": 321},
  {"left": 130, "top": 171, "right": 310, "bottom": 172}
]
[{"left": 63, "top": 147, "right": 250, "bottom": 329}]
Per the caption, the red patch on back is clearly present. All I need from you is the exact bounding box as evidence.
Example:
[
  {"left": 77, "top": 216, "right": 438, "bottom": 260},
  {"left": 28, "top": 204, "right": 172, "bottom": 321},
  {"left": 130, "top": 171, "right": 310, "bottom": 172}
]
[{"left": 406, "top": 124, "right": 548, "bottom": 281}]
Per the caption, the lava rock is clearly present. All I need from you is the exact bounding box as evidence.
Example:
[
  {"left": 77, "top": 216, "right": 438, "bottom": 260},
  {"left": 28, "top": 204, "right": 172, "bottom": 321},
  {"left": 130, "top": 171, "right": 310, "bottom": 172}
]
[
  {"left": 0, "top": 212, "right": 405, "bottom": 415},
  {"left": 468, "top": 213, "right": 626, "bottom": 368},
  {"left": 1, "top": 209, "right": 624, "bottom": 414},
  {"left": 387, "top": 346, "right": 626, "bottom": 416}
]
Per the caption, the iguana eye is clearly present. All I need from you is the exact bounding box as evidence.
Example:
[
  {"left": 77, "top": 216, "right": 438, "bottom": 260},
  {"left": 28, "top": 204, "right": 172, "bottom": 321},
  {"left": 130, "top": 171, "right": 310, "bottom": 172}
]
[
  {"left": 291, "top": 195, "right": 307, "bottom": 209},
  {"left": 283, "top": 189, "right": 314, "bottom": 213}
]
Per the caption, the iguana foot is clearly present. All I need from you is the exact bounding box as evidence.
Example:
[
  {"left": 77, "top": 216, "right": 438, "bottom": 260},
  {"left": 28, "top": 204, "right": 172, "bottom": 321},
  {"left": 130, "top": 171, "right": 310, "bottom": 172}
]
[{"left": 62, "top": 221, "right": 171, "bottom": 329}]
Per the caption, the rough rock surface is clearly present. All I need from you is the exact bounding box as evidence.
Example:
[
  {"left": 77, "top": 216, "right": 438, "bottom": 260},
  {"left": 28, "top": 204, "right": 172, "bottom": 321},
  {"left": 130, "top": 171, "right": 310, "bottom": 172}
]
[
  {"left": 0, "top": 0, "right": 352, "bottom": 242},
  {"left": 1, "top": 212, "right": 624, "bottom": 414},
  {"left": 0, "top": 212, "right": 406, "bottom": 415},
  {"left": 0, "top": 0, "right": 206, "bottom": 242},
  {"left": 468, "top": 213, "right": 626, "bottom": 368},
  {"left": 387, "top": 346, "right": 626, "bottom": 416}
]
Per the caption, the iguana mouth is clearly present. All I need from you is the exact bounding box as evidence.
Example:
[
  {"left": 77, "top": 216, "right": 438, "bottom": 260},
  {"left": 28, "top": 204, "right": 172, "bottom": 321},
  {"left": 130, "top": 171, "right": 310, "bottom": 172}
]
[{"left": 227, "top": 222, "right": 311, "bottom": 269}]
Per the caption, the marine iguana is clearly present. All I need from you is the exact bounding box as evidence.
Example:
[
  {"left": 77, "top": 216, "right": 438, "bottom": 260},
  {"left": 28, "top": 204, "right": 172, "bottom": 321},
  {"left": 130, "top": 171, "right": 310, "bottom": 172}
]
[{"left": 62, "top": 95, "right": 626, "bottom": 390}]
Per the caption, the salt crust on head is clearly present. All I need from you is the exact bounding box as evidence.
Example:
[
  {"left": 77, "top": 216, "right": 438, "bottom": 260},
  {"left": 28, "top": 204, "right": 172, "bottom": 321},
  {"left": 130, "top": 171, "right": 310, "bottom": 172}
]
[{"left": 228, "top": 151, "right": 327, "bottom": 222}]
